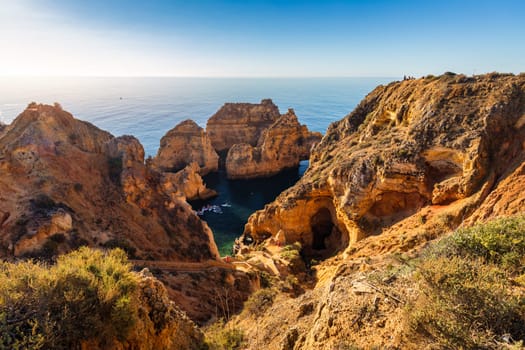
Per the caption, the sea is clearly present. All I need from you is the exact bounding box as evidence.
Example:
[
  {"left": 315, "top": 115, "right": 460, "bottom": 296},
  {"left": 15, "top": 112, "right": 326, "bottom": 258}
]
[{"left": 0, "top": 77, "right": 394, "bottom": 255}]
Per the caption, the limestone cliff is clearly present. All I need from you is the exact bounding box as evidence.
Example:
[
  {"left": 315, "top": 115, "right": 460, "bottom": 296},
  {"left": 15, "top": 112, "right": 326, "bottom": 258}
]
[
  {"left": 0, "top": 103, "right": 219, "bottom": 261},
  {"left": 161, "top": 162, "right": 217, "bottom": 201},
  {"left": 220, "top": 72, "right": 525, "bottom": 350},
  {"left": 225, "top": 109, "right": 322, "bottom": 179},
  {"left": 153, "top": 119, "right": 218, "bottom": 175},
  {"left": 240, "top": 73, "right": 525, "bottom": 259},
  {"left": 206, "top": 98, "right": 280, "bottom": 152}
]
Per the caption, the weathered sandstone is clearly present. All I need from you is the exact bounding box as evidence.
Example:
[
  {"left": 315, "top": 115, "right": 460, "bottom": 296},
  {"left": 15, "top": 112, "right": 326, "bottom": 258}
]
[
  {"left": 206, "top": 98, "right": 280, "bottom": 152},
  {"left": 225, "top": 109, "right": 322, "bottom": 179},
  {"left": 161, "top": 162, "right": 217, "bottom": 201},
  {"left": 239, "top": 73, "right": 525, "bottom": 259},
  {"left": 153, "top": 119, "right": 218, "bottom": 175},
  {"left": 0, "top": 103, "right": 220, "bottom": 262}
]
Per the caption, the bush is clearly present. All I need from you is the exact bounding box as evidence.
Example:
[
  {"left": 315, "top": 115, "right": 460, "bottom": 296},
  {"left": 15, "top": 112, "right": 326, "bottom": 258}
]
[
  {"left": 434, "top": 216, "right": 525, "bottom": 274},
  {"left": 205, "top": 321, "right": 246, "bottom": 350},
  {"left": 407, "top": 216, "right": 525, "bottom": 349},
  {"left": 0, "top": 247, "right": 139, "bottom": 349},
  {"left": 102, "top": 238, "right": 137, "bottom": 258},
  {"left": 244, "top": 288, "right": 276, "bottom": 317}
]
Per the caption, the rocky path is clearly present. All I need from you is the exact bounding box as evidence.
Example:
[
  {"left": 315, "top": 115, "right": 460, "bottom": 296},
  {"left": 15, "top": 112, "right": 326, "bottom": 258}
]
[{"left": 130, "top": 259, "right": 236, "bottom": 272}]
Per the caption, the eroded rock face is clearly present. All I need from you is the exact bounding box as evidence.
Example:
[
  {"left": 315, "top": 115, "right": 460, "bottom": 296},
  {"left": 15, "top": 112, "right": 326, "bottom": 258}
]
[
  {"left": 107, "top": 135, "right": 145, "bottom": 167},
  {"left": 206, "top": 98, "right": 281, "bottom": 152},
  {"left": 225, "top": 109, "right": 322, "bottom": 179},
  {"left": 161, "top": 162, "right": 217, "bottom": 201},
  {"left": 0, "top": 103, "right": 219, "bottom": 262},
  {"left": 241, "top": 73, "right": 525, "bottom": 258},
  {"left": 154, "top": 119, "right": 218, "bottom": 175}
]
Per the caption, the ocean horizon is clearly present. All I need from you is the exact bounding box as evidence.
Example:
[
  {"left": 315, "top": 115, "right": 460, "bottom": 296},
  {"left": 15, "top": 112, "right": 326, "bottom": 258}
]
[{"left": 0, "top": 76, "right": 394, "bottom": 254}]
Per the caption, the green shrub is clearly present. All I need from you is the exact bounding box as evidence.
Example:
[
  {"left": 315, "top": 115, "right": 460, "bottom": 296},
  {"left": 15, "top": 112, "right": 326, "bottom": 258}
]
[
  {"left": 205, "top": 321, "right": 245, "bottom": 350},
  {"left": 102, "top": 238, "right": 137, "bottom": 258},
  {"left": 408, "top": 216, "right": 525, "bottom": 349},
  {"left": 244, "top": 288, "right": 276, "bottom": 317},
  {"left": 435, "top": 216, "right": 525, "bottom": 274},
  {"left": 0, "top": 247, "right": 139, "bottom": 349}
]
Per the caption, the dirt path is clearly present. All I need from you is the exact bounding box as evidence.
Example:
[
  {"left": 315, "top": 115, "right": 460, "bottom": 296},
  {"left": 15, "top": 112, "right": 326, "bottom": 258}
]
[{"left": 130, "top": 259, "right": 237, "bottom": 273}]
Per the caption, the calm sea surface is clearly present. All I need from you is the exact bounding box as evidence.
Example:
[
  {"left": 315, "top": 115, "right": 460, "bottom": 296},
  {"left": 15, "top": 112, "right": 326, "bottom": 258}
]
[{"left": 0, "top": 77, "right": 393, "bottom": 255}]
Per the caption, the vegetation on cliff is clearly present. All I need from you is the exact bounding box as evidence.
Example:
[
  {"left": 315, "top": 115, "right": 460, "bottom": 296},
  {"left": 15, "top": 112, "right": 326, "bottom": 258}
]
[
  {"left": 0, "top": 247, "right": 205, "bottom": 350},
  {"left": 407, "top": 216, "right": 525, "bottom": 349}
]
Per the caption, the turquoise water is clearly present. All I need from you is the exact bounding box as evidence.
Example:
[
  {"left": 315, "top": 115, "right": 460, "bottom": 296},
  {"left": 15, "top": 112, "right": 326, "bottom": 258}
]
[{"left": 0, "top": 77, "right": 394, "bottom": 255}]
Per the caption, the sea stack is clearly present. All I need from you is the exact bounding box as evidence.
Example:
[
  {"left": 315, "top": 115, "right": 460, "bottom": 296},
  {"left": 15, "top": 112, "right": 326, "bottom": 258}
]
[
  {"left": 226, "top": 108, "right": 322, "bottom": 179},
  {"left": 153, "top": 119, "right": 219, "bottom": 175},
  {"left": 206, "top": 98, "right": 281, "bottom": 153}
]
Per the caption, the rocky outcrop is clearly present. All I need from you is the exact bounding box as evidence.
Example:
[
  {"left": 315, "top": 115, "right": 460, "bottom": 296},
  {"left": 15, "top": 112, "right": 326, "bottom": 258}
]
[
  {"left": 206, "top": 99, "right": 280, "bottom": 152},
  {"left": 225, "top": 109, "right": 322, "bottom": 179},
  {"left": 239, "top": 73, "right": 525, "bottom": 259},
  {"left": 154, "top": 119, "right": 218, "bottom": 175},
  {"left": 467, "top": 160, "right": 525, "bottom": 224},
  {"left": 82, "top": 268, "right": 206, "bottom": 350},
  {"left": 0, "top": 103, "right": 220, "bottom": 262},
  {"left": 106, "top": 135, "right": 145, "bottom": 167},
  {"left": 161, "top": 162, "right": 217, "bottom": 201}
]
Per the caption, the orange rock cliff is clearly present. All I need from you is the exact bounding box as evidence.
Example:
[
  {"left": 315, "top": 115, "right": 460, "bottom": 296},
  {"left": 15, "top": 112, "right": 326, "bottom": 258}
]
[
  {"left": 239, "top": 73, "right": 525, "bottom": 260},
  {"left": 226, "top": 108, "right": 322, "bottom": 179},
  {"left": 0, "top": 103, "right": 219, "bottom": 262}
]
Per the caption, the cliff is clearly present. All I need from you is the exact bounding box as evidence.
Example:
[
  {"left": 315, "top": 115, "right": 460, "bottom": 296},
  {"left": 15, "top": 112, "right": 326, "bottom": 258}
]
[
  {"left": 0, "top": 103, "right": 219, "bottom": 262},
  {"left": 0, "top": 104, "right": 257, "bottom": 323},
  {"left": 206, "top": 98, "right": 280, "bottom": 152},
  {"left": 217, "top": 72, "right": 525, "bottom": 349},
  {"left": 239, "top": 73, "right": 525, "bottom": 260},
  {"left": 225, "top": 109, "right": 322, "bottom": 179},
  {"left": 153, "top": 119, "right": 219, "bottom": 175}
]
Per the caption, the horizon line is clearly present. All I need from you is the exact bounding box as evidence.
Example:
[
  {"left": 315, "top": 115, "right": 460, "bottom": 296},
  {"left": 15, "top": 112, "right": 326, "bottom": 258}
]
[{"left": 0, "top": 74, "right": 400, "bottom": 79}]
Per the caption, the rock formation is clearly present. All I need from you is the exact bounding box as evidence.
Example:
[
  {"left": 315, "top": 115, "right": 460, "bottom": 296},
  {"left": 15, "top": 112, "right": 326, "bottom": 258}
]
[
  {"left": 153, "top": 119, "right": 218, "bottom": 175},
  {"left": 161, "top": 162, "right": 217, "bottom": 201},
  {"left": 226, "top": 108, "right": 322, "bottom": 179},
  {"left": 206, "top": 98, "right": 281, "bottom": 152},
  {"left": 239, "top": 73, "right": 525, "bottom": 260},
  {"left": 218, "top": 73, "right": 525, "bottom": 350},
  {"left": 0, "top": 103, "right": 219, "bottom": 262},
  {"left": 82, "top": 268, "right": 206, "bottom": 350}
]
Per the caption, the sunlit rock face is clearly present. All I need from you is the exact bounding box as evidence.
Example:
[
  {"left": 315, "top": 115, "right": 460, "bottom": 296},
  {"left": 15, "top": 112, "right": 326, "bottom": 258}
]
[
  {"left": 153, "top": 119, "right": 219, "bottom": 176},
  {"left": 240, "top": 73, "right": 525, "bottom": 258},
  {"left": 0, "top": 103, "right": 219, "bottom": 262},
  {"left": 225, "top": 108, "right": 322, "bottom": 179},
  {"left": 206, "top": 98, "right": 281, "bottom": 153}
]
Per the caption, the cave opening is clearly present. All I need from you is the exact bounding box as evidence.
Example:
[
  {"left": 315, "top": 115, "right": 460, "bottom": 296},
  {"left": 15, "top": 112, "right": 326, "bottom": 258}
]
[
  {"left": 311, "top": 208, "right": 333, "bottom": 250},
  {"left": 305, "top": 207, "right": 342, "bottom": 260}
]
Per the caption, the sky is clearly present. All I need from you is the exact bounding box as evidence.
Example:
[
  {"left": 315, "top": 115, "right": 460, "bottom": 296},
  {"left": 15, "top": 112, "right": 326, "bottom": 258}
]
[{"left": 0, "top": 0, "right": 524, "bottom": 77}]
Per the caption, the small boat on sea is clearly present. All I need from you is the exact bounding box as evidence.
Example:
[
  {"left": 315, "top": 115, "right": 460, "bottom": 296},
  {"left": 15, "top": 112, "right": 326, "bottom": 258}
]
[
  {"left": 196, "top": 204, "right": 223, "bottom": 215},
  {"left": 220, "top": 203, "right": 232, "bottom": 207}
]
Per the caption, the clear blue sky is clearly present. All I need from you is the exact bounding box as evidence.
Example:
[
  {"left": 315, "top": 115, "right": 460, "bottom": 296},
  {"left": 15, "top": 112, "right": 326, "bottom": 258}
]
[{"left": 1, "top": 0, "right": 523, "bottom": 77}]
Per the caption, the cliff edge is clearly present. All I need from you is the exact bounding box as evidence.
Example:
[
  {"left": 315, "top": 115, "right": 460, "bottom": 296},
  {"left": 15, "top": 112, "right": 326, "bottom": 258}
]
[{"left": 240, "top": 72, "right": 525, "bottom": 259}]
